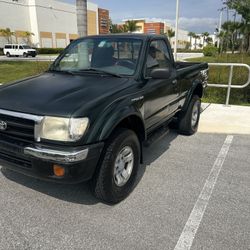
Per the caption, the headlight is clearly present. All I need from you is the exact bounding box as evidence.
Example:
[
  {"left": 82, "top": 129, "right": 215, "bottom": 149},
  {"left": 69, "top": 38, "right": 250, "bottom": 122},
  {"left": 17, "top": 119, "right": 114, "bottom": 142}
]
[{"left": 40, "top": 117, "right": 89, "bottom": 142}]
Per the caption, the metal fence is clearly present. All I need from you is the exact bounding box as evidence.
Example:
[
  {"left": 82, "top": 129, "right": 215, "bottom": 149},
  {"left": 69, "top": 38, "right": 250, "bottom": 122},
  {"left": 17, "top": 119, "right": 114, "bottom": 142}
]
[{"left": 207, "top": 63, "right": 250, "bottom": 106}]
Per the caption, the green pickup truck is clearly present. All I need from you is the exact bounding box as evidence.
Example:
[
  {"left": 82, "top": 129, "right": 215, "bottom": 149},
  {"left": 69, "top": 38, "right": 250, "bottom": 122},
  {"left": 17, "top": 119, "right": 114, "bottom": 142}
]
[{"left": 0, "top": 34, "right": 208, "bottom": 204}]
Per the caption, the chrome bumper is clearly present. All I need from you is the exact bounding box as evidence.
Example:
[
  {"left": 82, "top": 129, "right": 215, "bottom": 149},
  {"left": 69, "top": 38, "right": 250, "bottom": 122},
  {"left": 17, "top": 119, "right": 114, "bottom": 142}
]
[{"left": 24, "top": 147, "right": 89, "bottom": 163}]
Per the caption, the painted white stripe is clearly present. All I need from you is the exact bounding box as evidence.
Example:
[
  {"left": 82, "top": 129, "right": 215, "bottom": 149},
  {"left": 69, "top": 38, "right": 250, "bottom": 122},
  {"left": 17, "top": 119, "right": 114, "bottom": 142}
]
[{"left": 174, "top": 135, "right": 234, "bottom": 250}]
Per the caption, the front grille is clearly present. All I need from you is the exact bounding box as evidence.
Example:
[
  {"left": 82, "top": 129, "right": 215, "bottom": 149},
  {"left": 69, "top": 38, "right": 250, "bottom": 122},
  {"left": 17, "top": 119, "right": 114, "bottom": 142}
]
[
  {"left": 0, "top": 114, "right": 35, "bottom": 142},
  {"left": 0, "top": 149, "right": 32, "bottom": 169}
]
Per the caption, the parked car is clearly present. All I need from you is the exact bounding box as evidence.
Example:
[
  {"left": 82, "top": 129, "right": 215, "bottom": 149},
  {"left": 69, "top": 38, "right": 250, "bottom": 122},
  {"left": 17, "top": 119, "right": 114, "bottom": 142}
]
[
  {"left": 0, "top": 34, "right": 208, "bottom": 204},
  {"left": 3, "top": 44, "right": 37, "bottom": 57}
]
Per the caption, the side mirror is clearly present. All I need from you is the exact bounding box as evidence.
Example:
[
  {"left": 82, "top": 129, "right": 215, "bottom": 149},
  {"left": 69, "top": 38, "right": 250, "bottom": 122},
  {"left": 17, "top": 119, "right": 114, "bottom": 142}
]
[{"left": 151, "top": 68, "right": 171, "bottom": 79}]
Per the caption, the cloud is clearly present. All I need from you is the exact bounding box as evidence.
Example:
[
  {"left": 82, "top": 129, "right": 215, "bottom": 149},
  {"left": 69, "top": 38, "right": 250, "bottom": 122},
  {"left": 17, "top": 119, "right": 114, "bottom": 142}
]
[
  {"left": 144, "top": 17, "right": 218, "bottom": 34},
  {"left": 178, "top": 17, "right": 218, "bottom": 33}
]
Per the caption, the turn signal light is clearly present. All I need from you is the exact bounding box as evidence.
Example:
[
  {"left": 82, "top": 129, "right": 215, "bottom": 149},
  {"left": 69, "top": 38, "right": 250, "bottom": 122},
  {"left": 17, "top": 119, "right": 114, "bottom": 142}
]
[{"left": 53, "top": 164, "right": 65, "bottom": 177}]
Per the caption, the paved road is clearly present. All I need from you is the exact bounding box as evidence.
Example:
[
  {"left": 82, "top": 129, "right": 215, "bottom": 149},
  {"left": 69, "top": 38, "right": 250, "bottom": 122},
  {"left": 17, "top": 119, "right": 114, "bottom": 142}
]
[
  {"left": 0, "top": 55, "right": 57, "bottom": 62},
  {"left": 0, "top": 53, "right": 203, "bottom": 62},
  {"left": 0, "top": 130, "right": 249, "bottom": 250}
]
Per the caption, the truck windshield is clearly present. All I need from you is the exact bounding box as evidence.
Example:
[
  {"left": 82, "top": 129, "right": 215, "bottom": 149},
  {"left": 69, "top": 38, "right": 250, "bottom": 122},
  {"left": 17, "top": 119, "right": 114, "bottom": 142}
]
[{"left": 52, "top": 37, "right": 143, "bottom": 76}]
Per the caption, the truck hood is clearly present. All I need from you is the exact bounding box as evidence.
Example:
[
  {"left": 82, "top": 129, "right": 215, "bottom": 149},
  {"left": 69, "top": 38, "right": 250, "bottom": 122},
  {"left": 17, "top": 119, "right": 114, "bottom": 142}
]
[{"left": 0, "top": 72, "right": 133, "bottom": 117}]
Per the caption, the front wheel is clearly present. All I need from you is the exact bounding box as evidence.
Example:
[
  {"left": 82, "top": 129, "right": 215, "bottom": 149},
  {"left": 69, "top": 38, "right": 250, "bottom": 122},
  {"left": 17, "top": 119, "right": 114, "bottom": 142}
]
[
  {"left": 92, "top": 128, "right": 140, "bottom": 204},
  {"left": 178, "top": 95, "right": 201, "bottom": 135}
]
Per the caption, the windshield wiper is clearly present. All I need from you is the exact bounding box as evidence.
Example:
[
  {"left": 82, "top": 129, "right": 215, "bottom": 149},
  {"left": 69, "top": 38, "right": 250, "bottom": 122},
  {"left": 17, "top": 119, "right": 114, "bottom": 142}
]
[
  {"left": 77, "top": 68, "right": 122, "bottom": 78},
  {"left": 48, "top": 69, "right": 75, "bottom": 75}
]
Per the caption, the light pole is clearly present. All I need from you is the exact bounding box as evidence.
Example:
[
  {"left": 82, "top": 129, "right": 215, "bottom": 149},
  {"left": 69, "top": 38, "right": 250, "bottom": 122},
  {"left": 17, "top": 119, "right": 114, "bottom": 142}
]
[
  {"left": 174, "top": 0, "right": 180, "bottom": 61},
  {"left": 217, "top": 7, "right": 226, "bottom": 48}
]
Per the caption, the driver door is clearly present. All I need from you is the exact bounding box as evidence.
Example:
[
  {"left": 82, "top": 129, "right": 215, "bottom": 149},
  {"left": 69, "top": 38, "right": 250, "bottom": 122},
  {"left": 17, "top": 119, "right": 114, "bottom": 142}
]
[{"left": 143, "top": 39, "right": 179, "bottom": 131}]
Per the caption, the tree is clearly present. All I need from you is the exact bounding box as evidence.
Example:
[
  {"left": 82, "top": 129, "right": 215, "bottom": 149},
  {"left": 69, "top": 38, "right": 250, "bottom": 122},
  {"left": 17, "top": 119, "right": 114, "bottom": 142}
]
[
  {"left": 22, "top": 31, "right": 34, "bottom": 46},
  {"left": 201, "top": 32, "right": 210, "bottom": 47},
  {"left": 110, "top": 19, "right": 128, "bottom": 33},
  {"left": 206, "top": 37, "right": 213, "bottom": 45},
  {"left": 166, "top": 29, "right": 175, "bottom": 42},
  {"left": 76, "top": 0, "right": 88, "bottom": 37},
  {"left": 221, "top": 21, "right": 242, "bottom": 53},
  {"left": 0, "top": 28, "right": 15, "bottom": 43},
  {"left": 217, "top": 31, "right": 227, "bottom": 54},
  {"left": 194, "top": 35, "right": 200, "bottom": 50},
  {"left": 224, "top": 0, "right": 250, "bottom": 52},
  {"left": 126, "top": 20, "right": 138, "bottom": 33},
  {"left": 188, "top": 32, "right": 196, "bottom": 49}
]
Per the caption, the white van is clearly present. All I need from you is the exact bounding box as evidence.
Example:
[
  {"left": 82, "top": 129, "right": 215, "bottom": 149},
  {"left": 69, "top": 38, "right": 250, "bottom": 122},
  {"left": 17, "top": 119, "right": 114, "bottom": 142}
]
[{"left": 3, "top": 44, "right": 37, "bottom": 57}]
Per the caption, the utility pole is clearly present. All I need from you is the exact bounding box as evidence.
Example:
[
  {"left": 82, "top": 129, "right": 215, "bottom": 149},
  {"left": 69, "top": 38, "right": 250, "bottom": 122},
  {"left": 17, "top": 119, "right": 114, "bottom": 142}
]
[
  {"left": 174, "top": 0, "right": 180, "bottom": 61},
  {"left": 217, "top": 8, "right": 224, "bottom": 49}
]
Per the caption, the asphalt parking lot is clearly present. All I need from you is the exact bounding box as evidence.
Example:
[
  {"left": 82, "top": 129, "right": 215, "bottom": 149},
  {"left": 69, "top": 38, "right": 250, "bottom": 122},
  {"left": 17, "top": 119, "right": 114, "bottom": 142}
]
[{"left": 0, "top": 129, "right": 249, "bottom": 250}]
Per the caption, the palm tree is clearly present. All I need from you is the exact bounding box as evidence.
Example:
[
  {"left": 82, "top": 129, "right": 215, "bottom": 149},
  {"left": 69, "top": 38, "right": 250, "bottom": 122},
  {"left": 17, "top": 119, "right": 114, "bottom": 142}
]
[
  {"left": 23, "top": 31, "right": 34, "bottom": 46},
  {"left": 76, "top": 0, "right": 88, "bottom": 37},
  {"left": 0, "top": 28, "right": 15, "bottom": 43},
  {"left": 194, "top": 35, "right": 200, "bottom": 50},
  {"left": 202, "top": 32, "right": 210, "bottom": 47},
  {"left": 166, "top": 29, "right": 175, "bottom": 43},
  {"left": 188, "top": 32, "right": 196, "bottom": 50},
  {"left": 126, "top": 20, "right": 138, "bottom": 33},
  {"left": 217, "top": 31, "right": 226, "bottom": 54}
]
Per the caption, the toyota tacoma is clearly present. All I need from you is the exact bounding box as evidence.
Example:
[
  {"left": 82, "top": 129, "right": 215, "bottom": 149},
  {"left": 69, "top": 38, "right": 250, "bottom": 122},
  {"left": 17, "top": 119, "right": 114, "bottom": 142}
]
[{"left": 0, "top": 34, "right": 208, "bottom": 204}]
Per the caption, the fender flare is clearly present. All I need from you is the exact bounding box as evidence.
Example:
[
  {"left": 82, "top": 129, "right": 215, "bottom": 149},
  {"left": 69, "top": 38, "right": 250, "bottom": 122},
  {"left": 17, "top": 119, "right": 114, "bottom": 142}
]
[
  {"left": 86, "top": 104, "right": 146, "bottom": 144},
  {"left": 182, "top": 80, "right": 203, "bottom": 113}
]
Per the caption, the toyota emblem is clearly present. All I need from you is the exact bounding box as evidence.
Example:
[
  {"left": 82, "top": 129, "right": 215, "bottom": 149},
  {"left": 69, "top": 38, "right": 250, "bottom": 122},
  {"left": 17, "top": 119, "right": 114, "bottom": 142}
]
[{"left": 0, "top": 120, "right": 7, "bottom": 131}]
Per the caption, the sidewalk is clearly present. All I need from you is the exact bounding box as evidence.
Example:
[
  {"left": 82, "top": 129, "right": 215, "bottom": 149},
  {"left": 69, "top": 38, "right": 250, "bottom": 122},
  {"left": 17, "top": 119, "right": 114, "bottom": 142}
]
[{"left": 199, "top": 103, "right": 250, "bottom": 134}]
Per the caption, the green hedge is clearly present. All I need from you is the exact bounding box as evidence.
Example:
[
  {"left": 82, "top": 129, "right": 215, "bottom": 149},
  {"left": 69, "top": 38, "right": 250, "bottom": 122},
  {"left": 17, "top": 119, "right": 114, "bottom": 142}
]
[
  {"left": 203, "top": 45, "right": 218, "bottom": 57},
  {"left": 0, "top": 48, "right": 3, "bottom": 56},
  {"left": 37, "top": 48, "right": 64, "bottom": 55},
  {"left": 177, "top": 49, "right": 203, "bottom": 53}
]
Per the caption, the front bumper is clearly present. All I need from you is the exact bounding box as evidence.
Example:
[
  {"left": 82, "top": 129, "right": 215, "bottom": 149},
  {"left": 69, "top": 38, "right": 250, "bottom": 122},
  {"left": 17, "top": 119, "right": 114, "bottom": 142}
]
[
  {"left": 0, "top": 134, "right": 104, "bottom": 184},
  {"left": 24, "top": 147, "right": 89, "bottom": 163}
]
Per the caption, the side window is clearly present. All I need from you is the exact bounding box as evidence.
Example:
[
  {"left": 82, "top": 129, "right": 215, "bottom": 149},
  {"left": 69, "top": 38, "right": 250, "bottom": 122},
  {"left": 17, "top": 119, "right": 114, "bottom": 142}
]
[
  {"left": 19, "top": 46, "right": 23, "bottom": 50},
  {"left": 14, "top": 45, "right": 18, "bottom": 49},
  {"left": 146, "top": 40, "right": 173, "bottom": 76}
]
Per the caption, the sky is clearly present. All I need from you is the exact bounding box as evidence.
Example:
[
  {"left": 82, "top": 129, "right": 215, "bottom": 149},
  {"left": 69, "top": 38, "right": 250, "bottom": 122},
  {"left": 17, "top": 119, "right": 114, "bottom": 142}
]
[{"left": 64, "top": 0, "right": 239, "bottom": 34}]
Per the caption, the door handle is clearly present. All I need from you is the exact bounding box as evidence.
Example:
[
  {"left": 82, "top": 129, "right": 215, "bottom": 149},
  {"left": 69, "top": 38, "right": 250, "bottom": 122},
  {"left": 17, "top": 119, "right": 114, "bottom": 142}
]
[{"left": 172, "top": 80, "right": 178, "bottom": 85}]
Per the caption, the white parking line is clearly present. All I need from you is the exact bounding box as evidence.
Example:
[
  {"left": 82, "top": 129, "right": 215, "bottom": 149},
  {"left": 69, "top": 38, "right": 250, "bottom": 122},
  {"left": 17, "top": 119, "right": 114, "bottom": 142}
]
[{"left": 174, "top": 135, "right": 234, "bottom": 250}]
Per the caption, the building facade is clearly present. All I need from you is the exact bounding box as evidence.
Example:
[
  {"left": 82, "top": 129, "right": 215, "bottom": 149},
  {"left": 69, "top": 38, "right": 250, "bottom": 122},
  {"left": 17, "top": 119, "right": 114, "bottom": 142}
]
[
  {"left": 0, "top": 0, "right": 109, "bottom": 48},
  {"left": 144, "top": 22, "right": 164, "bottom": 35},
  {"left": 98, "top": 8, "right": 109, "bottom": 34}
]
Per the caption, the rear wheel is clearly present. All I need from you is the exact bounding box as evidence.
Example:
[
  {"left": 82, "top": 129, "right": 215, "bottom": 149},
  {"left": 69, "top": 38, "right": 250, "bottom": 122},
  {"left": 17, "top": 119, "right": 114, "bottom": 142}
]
[
  {"left": 6, "top": 52, "right": 10, "bottom": 57},
  {"left": 178, "top": 95, "right": 201, "bottom": 135},
  {"left": 23, "top": 52, "right": 28, "bottom": 58},
  {"left": 92, "top": 128, "right": 140, "bottom": 204}
]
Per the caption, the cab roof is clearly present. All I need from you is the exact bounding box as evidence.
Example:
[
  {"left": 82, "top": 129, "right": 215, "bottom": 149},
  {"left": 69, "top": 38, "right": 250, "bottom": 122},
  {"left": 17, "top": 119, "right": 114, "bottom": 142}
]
[{"left": 79, "top": 33, "right": 167, "bottom": 41}]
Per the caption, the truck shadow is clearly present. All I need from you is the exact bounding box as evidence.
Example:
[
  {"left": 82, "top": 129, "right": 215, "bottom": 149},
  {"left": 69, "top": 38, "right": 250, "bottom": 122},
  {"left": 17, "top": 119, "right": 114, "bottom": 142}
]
[{"left": 1, "top": 130, "right": 178, "bottom": 206}]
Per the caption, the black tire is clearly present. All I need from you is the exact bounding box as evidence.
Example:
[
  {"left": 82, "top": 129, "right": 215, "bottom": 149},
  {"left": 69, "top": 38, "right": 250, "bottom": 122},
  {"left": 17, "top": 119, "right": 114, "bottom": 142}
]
[
  {"left": 92, "top": 128, "right": 140, "bottom": 204},
  {"left": 6, "top": 52, "right": 10, "bottom": 57},
  {"left": 23, "top": 52, "right": 28, "bottom": 58},
  {"left": 178, "top": 95, "right": 201, "bottom": 135}
]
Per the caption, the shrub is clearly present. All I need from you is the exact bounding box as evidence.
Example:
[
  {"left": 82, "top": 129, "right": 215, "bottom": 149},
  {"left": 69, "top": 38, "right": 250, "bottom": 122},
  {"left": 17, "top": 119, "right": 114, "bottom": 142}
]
[
  {"left": 203, "top": 45, "right": 218, "bottom": 57},
  {"left": 37, "top": 48, "right": 64, "bottom": 55},
  {"left": 176, "top": 48, "right": 203, "bottom": 53},
  {"left": 0, "top": 48, "right": 3, "bottom": 56}
]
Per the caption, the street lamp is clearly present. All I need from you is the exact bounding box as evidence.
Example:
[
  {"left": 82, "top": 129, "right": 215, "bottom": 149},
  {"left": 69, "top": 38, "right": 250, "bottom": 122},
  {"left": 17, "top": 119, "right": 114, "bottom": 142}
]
[
  {"left": 174, "top": 0, "right": 180, "bottom": 61},
  {"left": 217, "top": 7, "right": 226, "bottom": 48}
]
